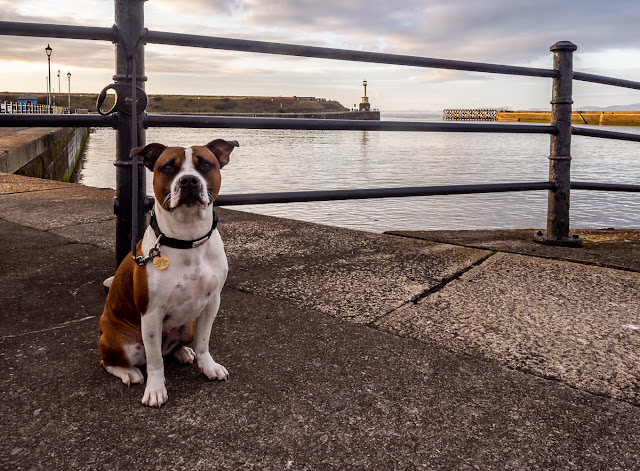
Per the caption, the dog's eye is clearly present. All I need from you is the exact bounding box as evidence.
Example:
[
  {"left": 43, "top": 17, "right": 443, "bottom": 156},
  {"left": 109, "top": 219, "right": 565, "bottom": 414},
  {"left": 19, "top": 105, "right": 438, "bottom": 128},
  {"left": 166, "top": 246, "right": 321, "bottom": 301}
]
[
  {"left": 199, "top": 161, "right": 213, "bottom": 170},
  {"left": 160, "top": 164, "right": 174, "bottom": 173}
]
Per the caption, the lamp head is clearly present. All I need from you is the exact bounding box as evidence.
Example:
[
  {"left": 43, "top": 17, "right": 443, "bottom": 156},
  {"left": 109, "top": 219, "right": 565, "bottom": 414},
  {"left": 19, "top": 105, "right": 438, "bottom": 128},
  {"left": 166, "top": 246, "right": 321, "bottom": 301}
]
[{"left": 45, "top": 44, "right": 52, "bottom": 57}]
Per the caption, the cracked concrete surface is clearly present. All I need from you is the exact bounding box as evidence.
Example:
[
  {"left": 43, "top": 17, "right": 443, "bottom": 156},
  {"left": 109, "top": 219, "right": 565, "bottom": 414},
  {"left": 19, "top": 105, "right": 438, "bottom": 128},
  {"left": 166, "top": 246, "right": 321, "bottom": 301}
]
[
  {"left": 376, "top": 251, "right": 640, "bottom": 404},
  {"left": 2, "top": 173, "right": 640, "bottom": 469},
  {"left": 218, "top": 209, "right": 491, "bottom": 324}
]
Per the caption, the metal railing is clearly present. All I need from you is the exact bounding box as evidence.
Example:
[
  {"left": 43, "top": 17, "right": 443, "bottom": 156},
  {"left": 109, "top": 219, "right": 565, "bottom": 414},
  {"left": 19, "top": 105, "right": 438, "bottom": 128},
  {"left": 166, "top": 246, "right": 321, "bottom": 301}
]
[
  {"left": 1, "top": 101, "right": 69, "bottom": 114},
  {"left": 1, "top": 0, "right": 639, "bottom": 264}
]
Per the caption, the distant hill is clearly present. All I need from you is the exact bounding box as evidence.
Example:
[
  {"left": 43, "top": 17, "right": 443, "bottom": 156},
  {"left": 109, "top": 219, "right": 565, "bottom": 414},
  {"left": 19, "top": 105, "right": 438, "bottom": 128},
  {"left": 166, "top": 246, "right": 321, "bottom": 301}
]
[
  {"left": 576, "top": 103, "right": 640, "bottom": 111},
  {"left": 525, "top": 103, "right": 640, "bottom": 112},
  {"left": 0, "top": 92, "right": 349, "bottom": 114}
]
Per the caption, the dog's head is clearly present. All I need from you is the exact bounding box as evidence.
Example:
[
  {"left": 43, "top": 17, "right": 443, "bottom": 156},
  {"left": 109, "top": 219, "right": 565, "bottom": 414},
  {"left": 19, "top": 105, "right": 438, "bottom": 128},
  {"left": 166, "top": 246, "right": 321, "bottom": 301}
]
[{"left": 130, "top": 139, "right": 239, "bottom": 212}]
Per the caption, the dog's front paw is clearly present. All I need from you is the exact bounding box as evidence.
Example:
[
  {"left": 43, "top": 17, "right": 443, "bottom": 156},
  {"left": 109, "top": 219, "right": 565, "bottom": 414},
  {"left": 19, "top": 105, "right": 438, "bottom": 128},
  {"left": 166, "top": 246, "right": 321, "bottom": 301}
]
[
  {"left": 197, "top": 352, "right": 228, "bottom": 381},
  {"left": 141, "top": 376, "right": 168, "bottom": 408}
]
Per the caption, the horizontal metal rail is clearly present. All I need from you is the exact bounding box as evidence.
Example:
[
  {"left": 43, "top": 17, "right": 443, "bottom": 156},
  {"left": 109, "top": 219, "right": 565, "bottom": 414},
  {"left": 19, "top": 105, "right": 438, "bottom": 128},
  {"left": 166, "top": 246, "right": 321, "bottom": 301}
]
[
  {"left": 572, "top": 126, "right": 640, "bottom": 143},
  {"left": 0, "top": 114, "right": 117, "bottom": 127},
  {"left": 573, "top": 71, "right": 640, "bottom": 91},
  {"left": 146, "top": 114, "right": 556, "bottom": 134},
  {"left": 571, "top": 182, "right": 640, "bottom": 192},
  {"left": 0, "top": 21, "right": 115, "bottom": 42},
  {"left": 144, "top": 30, "right": 557, "bottom": 79},
  {"left": 4, "top": 20, "right": 640, "bottom": 90},
  {"left": 215, "top": 182, "right": 555, "bottom": 206}
]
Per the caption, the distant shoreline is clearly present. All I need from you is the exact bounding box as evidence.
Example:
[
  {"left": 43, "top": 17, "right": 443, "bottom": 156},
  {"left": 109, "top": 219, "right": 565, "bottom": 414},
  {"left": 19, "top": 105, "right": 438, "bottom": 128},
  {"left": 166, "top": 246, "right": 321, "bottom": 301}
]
[{"left": 0, "top": 92, "right": 352, "bottom": 115}]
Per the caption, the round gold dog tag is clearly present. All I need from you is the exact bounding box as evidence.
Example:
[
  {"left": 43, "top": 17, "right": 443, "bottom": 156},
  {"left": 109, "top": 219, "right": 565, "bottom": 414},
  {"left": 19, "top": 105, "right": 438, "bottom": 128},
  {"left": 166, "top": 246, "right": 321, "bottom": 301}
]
[{"left": 153, "top": 254, "right": 170, "bottom": 270}]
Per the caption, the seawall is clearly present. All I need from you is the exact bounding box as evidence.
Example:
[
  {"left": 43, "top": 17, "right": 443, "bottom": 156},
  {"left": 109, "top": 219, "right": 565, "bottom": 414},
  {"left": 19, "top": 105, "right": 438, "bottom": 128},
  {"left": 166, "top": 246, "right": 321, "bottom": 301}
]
[
  {"left": 0, "top": 127, "right": 89, "bottom": 181},
  {"left": 160, "top": 110, "right": 381, "bottom": 120},
  {"left": 497, "top": 110, "right": 640, "bottom": 125}
]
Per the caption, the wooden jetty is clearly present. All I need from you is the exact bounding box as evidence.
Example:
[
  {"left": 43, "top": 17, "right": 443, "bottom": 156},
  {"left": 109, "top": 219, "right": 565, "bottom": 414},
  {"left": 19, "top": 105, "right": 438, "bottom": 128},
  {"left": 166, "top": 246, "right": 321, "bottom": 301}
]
[{"left": 443, "top": 109, "right": 500, "bottom": 121}]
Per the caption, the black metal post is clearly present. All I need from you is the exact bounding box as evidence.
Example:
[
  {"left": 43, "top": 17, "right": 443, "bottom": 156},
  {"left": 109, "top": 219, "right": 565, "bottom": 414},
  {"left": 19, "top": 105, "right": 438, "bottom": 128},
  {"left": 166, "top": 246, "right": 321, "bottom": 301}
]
[
  {"left": 535, "top": 41, "right": 581, "bottom": 247},
  {"left": 114, "top": 0, "right": 147, "bottom": 266},
  {"left": 45, "top": 44, "right": 52, "bottom": 114}
]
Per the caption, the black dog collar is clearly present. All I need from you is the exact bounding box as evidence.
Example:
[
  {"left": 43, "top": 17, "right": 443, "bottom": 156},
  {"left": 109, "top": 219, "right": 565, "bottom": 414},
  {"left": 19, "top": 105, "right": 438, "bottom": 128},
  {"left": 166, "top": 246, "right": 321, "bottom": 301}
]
[{"left": 150, "top": 209, "right": 218, "bottom": 249}]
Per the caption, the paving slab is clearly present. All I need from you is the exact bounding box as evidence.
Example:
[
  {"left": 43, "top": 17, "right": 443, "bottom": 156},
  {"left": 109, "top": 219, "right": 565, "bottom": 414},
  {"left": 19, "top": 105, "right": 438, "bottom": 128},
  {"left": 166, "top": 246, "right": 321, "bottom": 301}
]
[
  {"left": 2, "top": 174, "right": 640, "bottom": 469},
  {"left": 50, "top": 218, "right": 118, "bottom": 252},
  {"left": 376, "top": 252, "right": 640, "bottom": 405},
  {"left": 3, "top": 265, "right": 640, "bottom": 470},
  {"left": 0, "top": 184, "right": 115, "bottom": 231},
  {"left": 1, "top": 172, "right": 72, "bottom": 194},
  {"left": 0, "top": 218, "right": 69, "bottom": 253},
  {"left": 217, "top": 209, "right": 490, "bottom": 324},
  {"left": 388, "top": 228, "right": 640, "bottom": 271},
  {"left": 0, "top": 226, "right": 113, "bottom": 337}
]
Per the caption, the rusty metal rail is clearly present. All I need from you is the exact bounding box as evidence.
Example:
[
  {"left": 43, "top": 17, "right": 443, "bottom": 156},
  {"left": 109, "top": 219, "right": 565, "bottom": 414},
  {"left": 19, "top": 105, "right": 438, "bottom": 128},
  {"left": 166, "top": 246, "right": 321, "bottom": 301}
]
[{"left": 1, "top": 8, "right": 639, "bottom": 262}]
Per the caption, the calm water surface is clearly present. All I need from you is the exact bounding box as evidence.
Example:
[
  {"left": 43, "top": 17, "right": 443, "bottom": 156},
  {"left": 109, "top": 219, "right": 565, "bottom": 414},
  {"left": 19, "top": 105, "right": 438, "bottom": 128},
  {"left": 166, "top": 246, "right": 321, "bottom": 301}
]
[{"left": 77, "top": 111, "right": 640, "bottom": 232}]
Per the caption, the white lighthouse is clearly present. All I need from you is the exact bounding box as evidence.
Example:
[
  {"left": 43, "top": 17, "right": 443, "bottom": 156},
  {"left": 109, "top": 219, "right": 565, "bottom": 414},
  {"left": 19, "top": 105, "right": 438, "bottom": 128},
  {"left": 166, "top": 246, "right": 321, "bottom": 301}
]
[{"left": 359, "top": 80, "right": 371, "bottom": 112}]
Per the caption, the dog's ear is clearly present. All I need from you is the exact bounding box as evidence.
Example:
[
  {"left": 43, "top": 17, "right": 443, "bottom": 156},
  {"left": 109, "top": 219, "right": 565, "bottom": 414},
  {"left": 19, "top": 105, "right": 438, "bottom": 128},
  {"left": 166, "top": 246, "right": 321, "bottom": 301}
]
[
  {"left": 205, "top": 139, "right": 239, "bottom": 168},
  {"left": 130, "top": 143, "right": 167, "bottom": 171}
]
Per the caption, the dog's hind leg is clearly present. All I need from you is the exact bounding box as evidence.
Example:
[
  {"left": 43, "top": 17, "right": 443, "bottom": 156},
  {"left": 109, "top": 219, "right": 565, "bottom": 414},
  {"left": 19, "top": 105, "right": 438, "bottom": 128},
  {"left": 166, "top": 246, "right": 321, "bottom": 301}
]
[
  {"left": 100, "top": 327, "right": 147, "bottom": 387},
  {"left": 104, "top": 365, "right": 144, "bottom": 386},
  {"left": 172, "top": 322, "right": 196, "bottom": 364},
  {"left": 173, "top": 346, "right": 196, "bottom": 364}
]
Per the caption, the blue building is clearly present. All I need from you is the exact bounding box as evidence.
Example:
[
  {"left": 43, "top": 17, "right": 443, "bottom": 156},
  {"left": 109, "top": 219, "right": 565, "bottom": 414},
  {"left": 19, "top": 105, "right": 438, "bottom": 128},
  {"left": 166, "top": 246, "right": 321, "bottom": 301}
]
[{"left": 17, "top": 94, "right": 38, "bottom": 112}]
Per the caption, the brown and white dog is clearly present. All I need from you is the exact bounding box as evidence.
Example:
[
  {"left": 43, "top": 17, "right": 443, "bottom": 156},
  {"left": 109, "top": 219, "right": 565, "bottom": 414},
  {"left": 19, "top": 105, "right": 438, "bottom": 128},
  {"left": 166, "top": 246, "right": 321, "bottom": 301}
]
[{"left": 99, "top": 139, "right": 238, "bottom": 407}]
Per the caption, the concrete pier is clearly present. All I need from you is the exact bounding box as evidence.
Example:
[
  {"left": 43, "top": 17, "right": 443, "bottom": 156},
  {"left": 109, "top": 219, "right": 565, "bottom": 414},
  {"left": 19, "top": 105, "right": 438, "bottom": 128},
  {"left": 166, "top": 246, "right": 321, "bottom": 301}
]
[
  {"left": 0, "top": 127, "right": 89, "bottom": 180},
  {"left": 162, "top": 110, "right": 381, "bottom": 120},
  {"left": 1, "top": 174, "right": 639, "bottom": 469}
]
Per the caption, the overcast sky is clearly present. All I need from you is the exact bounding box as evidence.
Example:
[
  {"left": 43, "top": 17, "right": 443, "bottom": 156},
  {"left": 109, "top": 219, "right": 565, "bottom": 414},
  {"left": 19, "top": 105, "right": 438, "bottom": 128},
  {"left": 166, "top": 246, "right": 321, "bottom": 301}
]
[{"left": 2, "top": 0, "right": 640, "bottom": 110}]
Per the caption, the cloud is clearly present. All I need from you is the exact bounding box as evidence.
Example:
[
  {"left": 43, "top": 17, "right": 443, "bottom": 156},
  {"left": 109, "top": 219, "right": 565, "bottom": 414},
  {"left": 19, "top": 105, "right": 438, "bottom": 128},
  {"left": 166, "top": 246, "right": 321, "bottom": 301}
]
[
  {"left": 144, "top": 47, "right": 275, "bottom": 77},
  {"left": 152, "top": 0, "right": 245, "bottom": 17},
  {"left": 0, "top": 36, "right": 113, "bottom": 72},
  {"left": 7, "top": 0, "right": 640, "bottom": 69},
  {"left": 408, "top": 69, "right": 489, "bottom": 84},
  {"left": 148, "top": 0, "right": 640, "bottom": 64},
  {"left": 2, "top": 0, "right": 640, "bottom": 108},
  {"left": 0, "top": 0, "right": 113, "bottom": 26}
]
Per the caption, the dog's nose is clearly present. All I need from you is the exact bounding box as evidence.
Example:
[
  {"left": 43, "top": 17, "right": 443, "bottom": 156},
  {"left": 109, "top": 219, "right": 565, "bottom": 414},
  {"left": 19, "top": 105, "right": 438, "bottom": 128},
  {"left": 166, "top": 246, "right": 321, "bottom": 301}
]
[{"left": 179, "top": 175, "right": 199, "bottom": 188}]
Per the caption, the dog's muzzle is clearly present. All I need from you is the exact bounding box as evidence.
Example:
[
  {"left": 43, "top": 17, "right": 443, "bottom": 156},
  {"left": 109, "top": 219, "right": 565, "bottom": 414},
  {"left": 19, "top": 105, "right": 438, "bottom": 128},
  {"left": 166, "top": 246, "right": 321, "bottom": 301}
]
[{"left": 176, "top": 174, "right": 207, "bottom": 207}]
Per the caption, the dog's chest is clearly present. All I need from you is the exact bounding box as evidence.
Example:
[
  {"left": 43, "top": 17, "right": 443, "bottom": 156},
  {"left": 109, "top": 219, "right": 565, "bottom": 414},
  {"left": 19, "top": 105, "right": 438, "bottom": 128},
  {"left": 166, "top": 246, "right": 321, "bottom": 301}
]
[{"left": 146, "top": 232, "right": 227, "bottom": 329}]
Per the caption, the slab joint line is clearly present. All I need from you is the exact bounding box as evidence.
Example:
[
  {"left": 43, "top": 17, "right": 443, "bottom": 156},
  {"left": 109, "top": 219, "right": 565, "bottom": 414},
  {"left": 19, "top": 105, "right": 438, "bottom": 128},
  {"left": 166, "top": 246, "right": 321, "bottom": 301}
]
[
  {"left": 2, "top": 316, "right": 97, "bottom": 340},
  {"left": 370, "top": 251, "right": 496, "bottom": 327}
]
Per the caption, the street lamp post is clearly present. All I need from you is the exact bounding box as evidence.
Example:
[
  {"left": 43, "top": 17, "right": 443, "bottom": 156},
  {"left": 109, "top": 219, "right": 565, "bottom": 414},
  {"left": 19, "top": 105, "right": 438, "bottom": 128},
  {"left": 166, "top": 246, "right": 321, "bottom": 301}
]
[
  {"left": 67, "top": 72, "right": 71, "bottom": 113},
  {"left": 57, "top": 70, "right": 61, "bottom": 104},
  {"left": 45, "top": 44, "right": 52, "bottom": 114}
]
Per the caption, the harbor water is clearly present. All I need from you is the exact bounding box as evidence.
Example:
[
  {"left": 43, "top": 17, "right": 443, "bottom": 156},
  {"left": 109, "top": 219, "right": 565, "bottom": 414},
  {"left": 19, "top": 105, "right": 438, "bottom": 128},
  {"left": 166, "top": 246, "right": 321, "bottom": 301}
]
[{"left": 77, "top": 111, "right": 640, "bottom": 232}]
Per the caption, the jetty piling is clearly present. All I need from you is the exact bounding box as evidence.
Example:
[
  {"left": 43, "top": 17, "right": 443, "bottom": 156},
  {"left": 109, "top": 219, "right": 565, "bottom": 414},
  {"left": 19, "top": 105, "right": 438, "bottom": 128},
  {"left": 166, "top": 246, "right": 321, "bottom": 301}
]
[{"left": 443, "top": 108, "right": 499, "bottom": 121}]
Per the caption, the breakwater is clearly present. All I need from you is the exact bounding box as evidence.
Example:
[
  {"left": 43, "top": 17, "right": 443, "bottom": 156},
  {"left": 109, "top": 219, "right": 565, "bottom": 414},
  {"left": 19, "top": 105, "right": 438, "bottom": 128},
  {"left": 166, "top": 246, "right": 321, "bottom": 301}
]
[
  {"left": 497, "top": 110, "right": 640, "bottom": 125},
  {"left": 0, "top": 127, "right": 89, "bottom": 181},
  {"left": 161, "top": 110, "right": 381, "bottom": 120}
]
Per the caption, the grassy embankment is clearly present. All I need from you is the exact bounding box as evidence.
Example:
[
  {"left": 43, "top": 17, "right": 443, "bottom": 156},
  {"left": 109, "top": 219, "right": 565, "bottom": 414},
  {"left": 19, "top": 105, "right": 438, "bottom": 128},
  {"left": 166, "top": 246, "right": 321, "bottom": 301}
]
[{"left": 0, "top": 93, "right": 349, "bottom": 114}]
